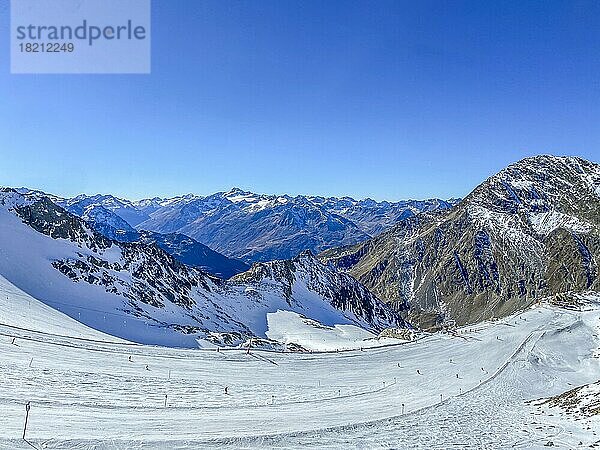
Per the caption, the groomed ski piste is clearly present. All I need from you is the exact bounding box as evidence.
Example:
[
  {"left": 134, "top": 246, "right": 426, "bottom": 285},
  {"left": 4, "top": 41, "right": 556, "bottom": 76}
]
[{"left": 1, "top": 273, "right": 599, "bottom": 449}]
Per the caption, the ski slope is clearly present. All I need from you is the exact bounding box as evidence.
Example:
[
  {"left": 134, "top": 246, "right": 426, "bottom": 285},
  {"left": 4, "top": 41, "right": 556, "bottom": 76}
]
[
  {"left": 0, "top": 276, "right": 599, "bottom": 448},
  {"left": 0, "top": 274, "right": 125, "bottom": 343}
]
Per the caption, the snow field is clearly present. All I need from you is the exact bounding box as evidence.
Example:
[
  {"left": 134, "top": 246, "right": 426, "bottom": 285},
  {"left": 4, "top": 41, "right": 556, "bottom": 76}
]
[{"left": 1, "top": 275, "right": 599, "bottom": 448}]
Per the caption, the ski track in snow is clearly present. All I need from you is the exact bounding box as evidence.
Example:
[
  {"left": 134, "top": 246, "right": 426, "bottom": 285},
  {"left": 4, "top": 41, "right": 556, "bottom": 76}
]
[{"left": 0, "top": 276, "right": 599, "bottom": 448}]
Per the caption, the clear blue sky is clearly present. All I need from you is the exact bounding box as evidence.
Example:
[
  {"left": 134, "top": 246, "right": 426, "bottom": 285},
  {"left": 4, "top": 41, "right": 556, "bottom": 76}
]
[{"left": 1, "top": 0, "right": 599, "bottom": 200}]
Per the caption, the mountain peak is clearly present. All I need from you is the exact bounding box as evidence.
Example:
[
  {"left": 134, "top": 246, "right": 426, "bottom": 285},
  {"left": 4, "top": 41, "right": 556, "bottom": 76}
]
[
  {"left": 322, "top": 155, "right": 600, "bottom": 329},
  {"left": 513, "top": 154, "right": 587, "bottom": 166},
  {"left": 467, "top": 154, "right": 600, "bottom": 216},
  {"left": 501, "top": 155, "right": 600, "bottom": 181},
  {"left": 225, "top": 187, "right": 251, "bottom": 197}
]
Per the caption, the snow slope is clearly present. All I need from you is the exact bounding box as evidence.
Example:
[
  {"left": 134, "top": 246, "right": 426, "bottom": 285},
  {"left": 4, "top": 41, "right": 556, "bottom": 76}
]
[
  {"left": 1, "top": 288, "right": 599, "bottom": 448},
  {"left": 0, "top": 274, "right": 125, "bottom": 343},
  {"left": 265, "top": 310, "right": 404, "bottom": 351},
  {"left": 0, "top": 189, "right": 402, "bottom": 348}
]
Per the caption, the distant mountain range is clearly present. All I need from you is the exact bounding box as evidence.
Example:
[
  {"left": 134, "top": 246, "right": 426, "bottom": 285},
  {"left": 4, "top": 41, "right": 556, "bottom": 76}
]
[
  {"left": 48, "top": 189, "right": 458, "bottom": 263},
  {"left": 0, "top": 189, "right": 404, "bottom": 347},
  {"left": 321, "top": 155, "right": 600, "bottom": 329},
  {"left": 15, "top": 191, "right": 250, "bottom": 280},
  {"left": 5, "top": 154, "right": 598, "bottom": 344}
]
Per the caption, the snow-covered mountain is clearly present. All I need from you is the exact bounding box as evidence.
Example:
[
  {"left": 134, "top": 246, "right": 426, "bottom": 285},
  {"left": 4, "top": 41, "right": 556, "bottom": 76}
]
[
  {"left": 60, "top": 193, "right": 152, "bottom": 228},
  {"left": 308, "top": 196, "right": 460, "bottom": 236},
  {"left": 16, "top": 191, "right": 250, "bottom": 279},
  {"left": 11, "top": 154, "right": 598, "bottom": 337},
  {"left": 0, "top": 188, "right": 404, "bottom": 347},
  {"left": 59, "top": 189, "right": 456, "bottom": 263},
  {"left": 321, "top": 155, "right": 600, "bottom": 329},
  {"left": 74, "top": 207, "right": 249, "bottom": 279},
  {"left": 75, "top": 204, "right": 140, "bottom": 242},
  {"left": 232, "top": 250, "right": 399, "bottom": 330}
]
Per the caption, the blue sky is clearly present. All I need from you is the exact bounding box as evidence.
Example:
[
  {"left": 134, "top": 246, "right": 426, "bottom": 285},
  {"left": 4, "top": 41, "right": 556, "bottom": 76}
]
[{"left": 1, "top": 0, "right": 599, "bottom": 200}]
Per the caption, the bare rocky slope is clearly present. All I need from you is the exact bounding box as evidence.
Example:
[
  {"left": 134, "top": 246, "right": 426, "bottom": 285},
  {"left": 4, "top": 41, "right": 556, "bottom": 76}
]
[{"left": 321, "top": 156, "right": 600, "bottom": 328}]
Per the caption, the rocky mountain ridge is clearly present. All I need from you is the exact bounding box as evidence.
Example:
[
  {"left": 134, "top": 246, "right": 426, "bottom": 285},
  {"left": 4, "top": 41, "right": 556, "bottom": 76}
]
[{"left": 321, "top": 155, "right": 600, "bottom": 328}]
